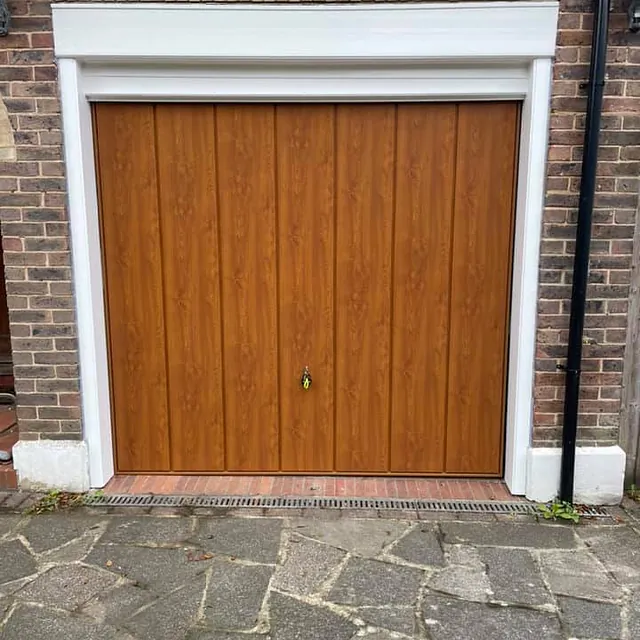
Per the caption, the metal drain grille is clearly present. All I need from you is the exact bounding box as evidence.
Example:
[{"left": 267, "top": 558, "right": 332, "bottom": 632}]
[{"left": 83, "top": 493, "right": 609, "bottom": 517}]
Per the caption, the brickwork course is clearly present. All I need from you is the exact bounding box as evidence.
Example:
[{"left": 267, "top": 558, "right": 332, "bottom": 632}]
[
  {"left": 0, "top": 0, "right": 638, "bottom": 452},
  {"left": 537, "top": 0, "right": 640, "bottom": 447}
]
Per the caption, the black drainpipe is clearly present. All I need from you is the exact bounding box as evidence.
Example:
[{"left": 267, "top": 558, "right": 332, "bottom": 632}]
[{"left": 559, "top": 0, "right": 611, "bottom": 503}]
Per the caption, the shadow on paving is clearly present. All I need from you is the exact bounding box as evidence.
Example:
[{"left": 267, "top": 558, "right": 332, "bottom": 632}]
[{"left": 0, "top": 500, "right": 639, "bottom": 640}]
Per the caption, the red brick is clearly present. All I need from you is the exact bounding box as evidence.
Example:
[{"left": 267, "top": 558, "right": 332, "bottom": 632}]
[
  {"left": 0, "top": 466, "right": 18, "bottom": 490},
  {"left": 30, "top": 33, "right": 54, "bottom": 48}
]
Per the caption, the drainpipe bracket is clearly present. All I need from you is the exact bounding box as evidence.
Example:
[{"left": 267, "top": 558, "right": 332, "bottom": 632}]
[{"left": 556, "top": 364, "right": 581, "bottom": 375}]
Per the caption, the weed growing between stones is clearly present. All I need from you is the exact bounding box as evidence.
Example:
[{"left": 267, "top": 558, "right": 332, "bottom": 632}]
[{"left": 537, "top": 501, "right": 581, "bottom": 524}]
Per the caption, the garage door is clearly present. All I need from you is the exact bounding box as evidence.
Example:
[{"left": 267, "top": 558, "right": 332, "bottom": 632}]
[{"left": 93, "top": 102, "right": 519, "bottom": 476}]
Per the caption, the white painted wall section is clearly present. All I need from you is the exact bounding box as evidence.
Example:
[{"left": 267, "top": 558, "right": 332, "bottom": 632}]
[
  {"left": 526, "top": 446, "right": 626, "bottom": 505},
  {"left": 13, "top": 440, "right": 90, "bottom": 493}
]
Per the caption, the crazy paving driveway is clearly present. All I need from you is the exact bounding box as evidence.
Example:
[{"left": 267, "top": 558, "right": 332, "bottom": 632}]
[{"left": 2, "top": 500, "right": 640, "bottom": 639}]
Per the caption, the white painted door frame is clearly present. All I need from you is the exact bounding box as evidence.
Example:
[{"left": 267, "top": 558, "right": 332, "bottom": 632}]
[{"left": 52, "top": 2, "right": 559, "bottom": 491}]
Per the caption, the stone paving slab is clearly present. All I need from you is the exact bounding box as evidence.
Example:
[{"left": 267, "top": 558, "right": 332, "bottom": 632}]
[
  {"left": 193, "top": 517, "right": 283, "bottom": 564},
  {"left": 429, "top": 562, "right": 490, "bottom": 602},
  {"left": 328, "top": 557, "right": 424, "bottom": 606},
  {"left": 20, "top": 513, "right": 105, "bottom": 552},
  {"left": 40, "top": 528, "right": 101, "bottom": 563},
  {"left": 558, "top": 596, "right": 622, "bottom": 639},
  {"left": 290, "top": 518, "right": 408, "bottom": 557},
  {"left": 0, "top": 514, "right": 19, "bottom": 539},
  {"left": 85, "top": 544, "right": 209, "bottom": 595},
  {"left": 540, "top": 549, "right": 625, "bottom": 602},
  {"left": 577, "top": 526, "right": 640, "bottom": 585},
  {"left": 389, "top": 524, "right": 444, "bottom": 567},
  {"left": 1, "top": 604, "right": 131, "bottom": 640},
  {"left": 628, "top": 588, "right": 640, "bottom": 639},
  {"left": 188, "top": 633, "right": 270, "bottom": 640},
  {"left": 360, "top": 631, "right": 399, "bottom": 640},
  {"left": 441, "top": 521, "right": 577, "bottom": 548},
  {"left": 269, "top": 592, "right": 356, "bottom": 640},
  {"left": 421, "top": 593, "right": 563, "bottom": 640},
  {"left": 15, "top": 564, "right": 118, "bottom": 610},
  {"left": 205, "top": 559, "right": 273, "bottom": 631},
  {"left": 82, "top": 582, "right": 156, "bottom": 625},
  {"left": 0, "top": 597, "right": 11, "bottom": 621},
  {"left": 102, "top": 516, "right": 194, "bottom": 546},
  {"left": 447, "top": 545, "right": 482, "bottom": 567},
  {"left": 0, "top": 539, "right": 37, "bottom": 586},
  {"left": 272, "top": 533, "right": 345, "bottom": 596},
  {"left": 1, "top": 507, "right": 640, "bottom": 639},
  {"left": 480, "top": 547, "right": 552, "bottom": 606},
  {"left": 125, "top": 576, "right": 206, "bottom": 640},
  {"left": 354, "top": 605, "right": 416, "bottom": 635}
]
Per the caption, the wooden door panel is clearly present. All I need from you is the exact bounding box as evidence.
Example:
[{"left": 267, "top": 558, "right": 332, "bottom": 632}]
[
  {"left": 155, "top": 105, "right": 225, "bottom": 472},
  {"left": 335, "top": 105, "right": 395, "bottom": 472},
  {"left": 95, "top": 101, "right": 518, "bottom": 477},
  {"left": 216, "top": 105, "right": 280, "bottom": 471},
  {"left": 94, "top": 104, "right": 170, "bottom": 472},
  {"left": 277, "top": 105, "right": 335, "bottom": 471},
  {"left": 445, "top": 102, "right": 518, "bottom": 474},
  {"left": 390, "top": 104, "right": 458, "bottom": 473}
]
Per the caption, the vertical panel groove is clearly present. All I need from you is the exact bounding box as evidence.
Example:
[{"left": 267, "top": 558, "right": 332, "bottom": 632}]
[
  {"left": 442, "top": 105, "right": 460, "bottom": 472},
  {"left": 387, "top": 104, "right": 398, "bottom": 472},
  {"left": 334, "top": 108, "right": 341, "bottom": 470},
  {"left": 152, "top": 105, "right": 174, "bottom": 470},
  {"left": 213, "top": 106, "right": 228, "bottom": 471}
]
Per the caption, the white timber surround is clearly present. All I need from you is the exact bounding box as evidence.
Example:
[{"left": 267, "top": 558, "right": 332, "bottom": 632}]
[{"left": 12, "top": 1, "right": 621, "bottom": 503}]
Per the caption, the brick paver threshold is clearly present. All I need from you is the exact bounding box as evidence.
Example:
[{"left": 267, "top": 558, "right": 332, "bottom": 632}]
[{"left": 106, "top": 476, "right": 519, "bottom": 502}]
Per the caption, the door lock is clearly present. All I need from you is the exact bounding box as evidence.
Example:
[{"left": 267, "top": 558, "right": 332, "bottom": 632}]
[{"left": 300, "top": 366, "right": 312, "bottom": 390}]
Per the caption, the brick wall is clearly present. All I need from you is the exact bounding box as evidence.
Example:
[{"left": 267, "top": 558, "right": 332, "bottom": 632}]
[
  {"left": 534, "top": 0, "right": 640, "bottom": 447},
  {"left": 0, "top": 0, "right": 639, "bottom": 452},
  {"left": 0, "top": 0, "right": 82, "bottom": 442}
]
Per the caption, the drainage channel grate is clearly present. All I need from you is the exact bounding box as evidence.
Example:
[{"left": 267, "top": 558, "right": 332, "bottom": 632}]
[{"left": 83, "top": 494, "right": 610, "bottom": 517}]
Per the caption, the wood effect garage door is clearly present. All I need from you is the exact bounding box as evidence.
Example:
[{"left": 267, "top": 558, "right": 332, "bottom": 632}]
[{"left": 93, "top": 102, "right": 519, "bottom": 476}]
